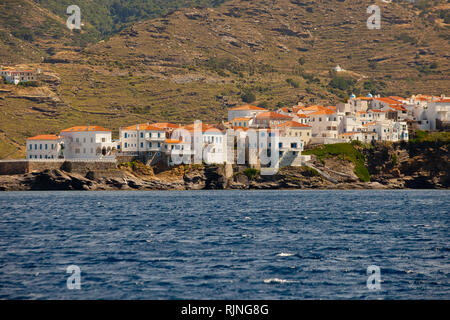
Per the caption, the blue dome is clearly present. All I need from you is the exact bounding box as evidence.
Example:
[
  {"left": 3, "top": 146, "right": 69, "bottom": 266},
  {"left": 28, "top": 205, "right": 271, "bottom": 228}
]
[
  {"left": 367, "top": 93, "right": 373, "bottom": 98},
  {"left": 350, "top": 93, "right": 356, "bottom": 99}
]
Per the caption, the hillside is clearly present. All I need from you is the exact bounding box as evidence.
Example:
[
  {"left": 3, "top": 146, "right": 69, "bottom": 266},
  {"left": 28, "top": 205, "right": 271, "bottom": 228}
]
[{"left": 0, "top": 0, "right": 449, "bottom": 159}]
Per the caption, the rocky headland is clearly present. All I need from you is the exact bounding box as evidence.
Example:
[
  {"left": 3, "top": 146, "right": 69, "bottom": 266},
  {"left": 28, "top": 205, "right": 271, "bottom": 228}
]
[{"left": 0, "top": 140, "right": 448, "bottom": 191}]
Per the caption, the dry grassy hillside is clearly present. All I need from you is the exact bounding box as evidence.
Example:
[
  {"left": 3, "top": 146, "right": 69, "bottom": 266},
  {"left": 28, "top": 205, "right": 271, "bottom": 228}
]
[{"left": 0, "top": 0, "right": 449, "bottom": 159}]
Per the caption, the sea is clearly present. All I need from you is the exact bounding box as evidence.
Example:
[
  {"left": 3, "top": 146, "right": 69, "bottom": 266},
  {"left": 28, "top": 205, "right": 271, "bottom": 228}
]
[{"left": 0, "top": 190, "right": 448, "bottom": 299}]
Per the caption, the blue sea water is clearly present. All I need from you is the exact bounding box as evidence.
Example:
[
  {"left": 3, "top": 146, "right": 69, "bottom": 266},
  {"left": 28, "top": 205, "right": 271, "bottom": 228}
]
[{"left": 0, "top": 190, "right": 448, "bottom": 300}]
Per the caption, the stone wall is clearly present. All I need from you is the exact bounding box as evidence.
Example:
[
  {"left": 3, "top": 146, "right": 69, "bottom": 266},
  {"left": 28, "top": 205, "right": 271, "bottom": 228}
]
[
  {"left": 0, "top": 161, "right": 30, "bottom": 175},
  {"left": 62, "top": 161, "right": 117, "bottom": 173},
  {"left": 0, "top": 160, "right": 117, "bottom": 175},
  {"left": 28, "top": 161, "right": 65, "bottom": 173}
]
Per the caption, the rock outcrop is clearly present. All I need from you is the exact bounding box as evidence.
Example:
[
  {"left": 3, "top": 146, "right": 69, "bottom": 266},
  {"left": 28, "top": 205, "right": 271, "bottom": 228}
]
[{"left": 0, "top": 139, "right": 448, "bottom": 191}]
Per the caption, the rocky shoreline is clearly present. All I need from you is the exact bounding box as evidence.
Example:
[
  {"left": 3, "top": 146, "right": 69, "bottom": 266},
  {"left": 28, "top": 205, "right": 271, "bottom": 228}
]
[
  {"left": 1, "top": 140, "right": 448, "bottom": 191},
  {"left": 0, "top": 164, "right": 444, "bottom": 191}
]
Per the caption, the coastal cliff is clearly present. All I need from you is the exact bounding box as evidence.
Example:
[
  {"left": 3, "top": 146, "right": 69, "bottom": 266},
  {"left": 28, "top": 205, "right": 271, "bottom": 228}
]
[{"left": 0, "top": 139, "right": 448, "bottom": 191}]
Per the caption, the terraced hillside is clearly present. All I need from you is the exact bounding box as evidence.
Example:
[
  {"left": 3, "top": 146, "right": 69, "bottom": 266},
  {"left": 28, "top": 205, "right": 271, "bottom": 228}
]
[{"left": 0, "top": 0, "right": 449, "bottom": 159}]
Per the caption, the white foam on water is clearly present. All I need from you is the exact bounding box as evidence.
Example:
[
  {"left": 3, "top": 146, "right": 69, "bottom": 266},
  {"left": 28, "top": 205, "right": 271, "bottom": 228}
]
[
  {"left": 277, "top": 252, "right": 294, "bottom": 257},
  {"left": 264, "top": 278, "right": 294, "bottom": 284}
]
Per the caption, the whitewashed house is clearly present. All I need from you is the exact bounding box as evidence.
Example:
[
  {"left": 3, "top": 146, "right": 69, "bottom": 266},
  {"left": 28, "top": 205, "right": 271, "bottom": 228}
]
[
  {"left": 59, "top": 126, "right": 115, "bottom": 159},
  {"left": 425, "top": 99, "right": 450, "bottom": 130},
  {"left": 0, "top": 69, "right": 37, "bottom": 85},
  {"left": 119, "top": 124, "right": 166, "bottom": 156},
  {"left": 228, "top": 104, "right": 267, "bottom": 122},
  {"left": 308, "top": 108, "right": 341, "bottom": 143},
  {"left": 26, "top": 135, "right": 61, "bottom": 160}
]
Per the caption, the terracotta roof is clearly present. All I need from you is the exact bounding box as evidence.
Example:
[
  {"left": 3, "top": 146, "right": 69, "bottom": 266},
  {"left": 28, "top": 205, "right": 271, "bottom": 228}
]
[
  {"left": 296, "top": 113, "right": 310, "bottom": 118},
  {"left": 276, "top": 121, "right": 311, "bottom": 128},
  {"left": 182, "top": 123, "right": 223, "bottom": 133},
  {"left": 363, "top": 122, "right": 377, "bottom": 127},
  {"left": 356, "top": 97, "right": 373, "bottom": 101},
  {"left": 229, "top": 104, "right": 267, "bottom": 111},
  {"left": 151, "top": 122, "right": 180, "bottom": 129},
  {"left": 308, "top": 109, "right": 335, "bottom": 116},
  {"left": 374, "top": 97, "right": 403, "bottom": 105},
  {"left": 389, "top": 96, "right": 407, "bottom": 102},
  {"left": 27, "top": 134, "right": 59, "bottom": 140},
  {"left": 122, "top": 124, "right": 163, "bottom": 131},
  {"left": 370, "top": 109, "right": 385, "bottom": 113},
  {"left": 61, "top": 126, "right": 110, "bottom": 132},
  {"left": 435, "top": 98, "right": 450, "bottom": 103},
  {"left": 374, "top": 97, "right": 407, "bottom": 111},
  {"left": 256, "top": 112, "right": 293, "bottom": 119}
]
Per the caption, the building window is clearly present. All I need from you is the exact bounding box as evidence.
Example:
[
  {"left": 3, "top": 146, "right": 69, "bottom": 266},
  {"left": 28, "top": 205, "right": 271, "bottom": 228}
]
[
  {"left": 45, "top": 144, "right": 48, "bottom": 150},
  {"left": 140, "top": 132, "right": 144, "bottom": 138},
  {"left": 91, "top": 138, "right": 94, "bottom": 143},
  {"left": 124, "top": 142, "right": 127, "bottom": 148},
  {"left": 125, "top": 132, "right": 127, "bottom": 138},
  {"left": 140, "top": 142, "right": 143, "bottom": 148},
  {"left": 102, "top": 138, "right": 106, "bottom": 142},
  {"left": 40, "top": 144, "right": 42, "bottom": 150},
  {"left": 29, "top": 144, "right": 32, "bottom": 150}
]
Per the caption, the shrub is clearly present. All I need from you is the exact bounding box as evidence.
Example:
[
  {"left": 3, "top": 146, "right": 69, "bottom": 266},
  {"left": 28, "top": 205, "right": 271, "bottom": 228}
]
[
  {"left": 329, "top": 76, "right": 355, "bottom": 91},
  {"left": 241, "top": 90, "right": 256, "bottom": 103},
  {"left": 243, "top": 168, "right": 260, "bottom": 180},
  {"left": 286, "top": 78, "right": 300, "bottom": 88}
]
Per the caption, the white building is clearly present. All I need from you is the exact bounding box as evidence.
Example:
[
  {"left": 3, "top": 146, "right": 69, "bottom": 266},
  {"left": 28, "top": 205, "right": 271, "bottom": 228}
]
[
  {"left": 308, "top": 108, "right": 341, "bottom": 140},
  {"left": 119, "top": 123, "right": 166, "bottom": 156},
  {"left": 26, "top": 135, "right": 61, "bottom": 160},
  {"left": 59, "top": 126, "right": 115, "bottom": 159},
  {"left": 170, "top": 123, "right": 228, "bottom": 165},
  {"left": 228, "top": 104, "right": 267, "bottom": 122},
  {"left": 1, "top": 69, "right": 37, "bottom": 85},
  {"left": 425, "top": 99, "right": 450, "bottom": 130}
]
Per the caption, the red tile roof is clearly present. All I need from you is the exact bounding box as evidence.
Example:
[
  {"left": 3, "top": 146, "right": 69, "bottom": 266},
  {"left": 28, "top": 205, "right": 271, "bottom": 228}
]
[
  {"left": 151, "top": 122, "right": 180, "bottom": 129},
  {"left": 61, "top": 126, "right": 110, "bottom": 132},
  {"left": 122, "top": 124, "right": 163, "bottom": 131},
  {"left": 27, "top": 134, "right": 59, "bottom": 140},
  {"left": 256, "top": 112, "right": 293, "bottom": 119},
  {"left": 229, "top": 104, "right": 267, "bottom": 111},
  {"left": 308, "top": 109, "right": 335, "bottom": 116},
  {"left": 276, "top": 121, "right": 311, "bottom": 128}
]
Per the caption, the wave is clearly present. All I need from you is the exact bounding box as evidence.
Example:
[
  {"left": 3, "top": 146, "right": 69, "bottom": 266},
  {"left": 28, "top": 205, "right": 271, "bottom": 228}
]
[
  {"left": 263, "top": 278, "right": 296, "bottom": 284},
  {"left": 277, "top": 252, "right": 295, "bottom": 257}
]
